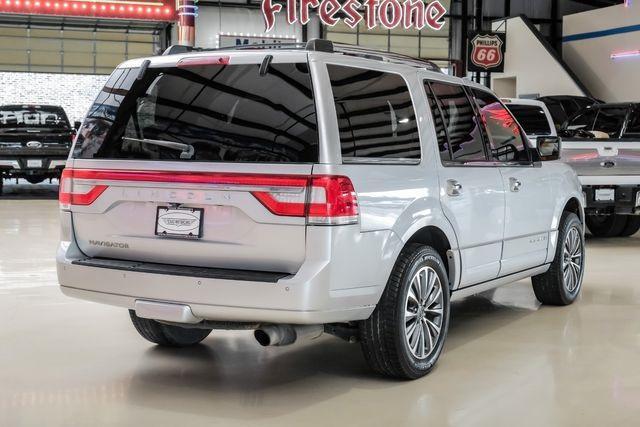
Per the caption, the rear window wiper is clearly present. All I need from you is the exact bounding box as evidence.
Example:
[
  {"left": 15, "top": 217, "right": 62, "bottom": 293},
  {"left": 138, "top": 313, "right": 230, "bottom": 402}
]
[{"left": 123, "top": 137, "right": 195, "bottom": 159}]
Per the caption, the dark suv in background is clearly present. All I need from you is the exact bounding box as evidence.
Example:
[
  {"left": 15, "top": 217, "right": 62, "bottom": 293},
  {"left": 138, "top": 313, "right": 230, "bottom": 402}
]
[{"left": 0, "top": 105, "right": 77, "bottom": 194}]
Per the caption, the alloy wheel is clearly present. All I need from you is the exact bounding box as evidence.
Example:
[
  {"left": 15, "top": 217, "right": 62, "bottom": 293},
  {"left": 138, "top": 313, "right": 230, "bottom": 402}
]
[
  {"left": 562, "top": 226, "right": 584, "bottom": 293},
  {"left": 404, "top": 266, "right": 444, "bottom": 360}
]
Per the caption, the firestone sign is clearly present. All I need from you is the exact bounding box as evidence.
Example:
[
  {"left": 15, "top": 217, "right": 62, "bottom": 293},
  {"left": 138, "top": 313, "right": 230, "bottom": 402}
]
[
  {"left": 261, "top": 0, "right": 447, "bottom": 33},
  {"left": 468, "top": 32, "right": 507, "bottom": 72}
]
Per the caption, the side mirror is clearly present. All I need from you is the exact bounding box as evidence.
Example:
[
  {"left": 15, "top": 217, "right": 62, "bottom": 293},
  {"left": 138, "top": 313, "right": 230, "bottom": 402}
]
[
  {"left": 537, "top": 136, "right": 561, "bottom": 160},
  {"left": 74, "top": 121, "right": 82, "bottom": 131}
]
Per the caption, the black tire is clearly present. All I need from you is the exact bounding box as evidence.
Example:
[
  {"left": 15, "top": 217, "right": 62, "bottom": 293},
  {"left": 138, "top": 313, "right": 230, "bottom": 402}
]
[
  {"left": 25, "top": 176, "right": 45, "bottom": 184},
  {"left": 619, "top": 216, "right": 640, "bottom": 237},
  {"left": 585, "top": 214, "right": 627, "bottom": 237},
  {"left": 360, "top": 244, "right": 450, "bottom": 379},
  {"left": 532, "top": 212, "right": 585, "bottom": 306},
  {"left": 129, "top": 310, "right": 212, "bottom": 347}
]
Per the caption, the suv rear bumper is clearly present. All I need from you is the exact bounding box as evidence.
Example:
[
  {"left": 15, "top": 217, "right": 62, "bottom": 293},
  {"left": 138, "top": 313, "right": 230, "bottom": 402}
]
[
  {"left": 57, "top": 213, "right": 403, "bottom": 325},
  {"left": 0, "top": 158, "right": 66, "bottom": 178},
  {"left": 582, "top": 184, "right": 640, "bottom": 215}
]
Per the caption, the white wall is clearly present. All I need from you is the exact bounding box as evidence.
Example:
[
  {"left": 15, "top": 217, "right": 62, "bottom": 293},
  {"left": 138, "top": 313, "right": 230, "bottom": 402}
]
[
  {"left": 563, "top": 4, "right": 640, "bottom": 102},
  {"left": 0, "top": 72, "right": 108, "bottom": 124},
  {"left": 195, "top": 6, "right": 303, "bottom": 49},
  {"left": 490, "top": 16, "right": 586, "bottom": 98}
]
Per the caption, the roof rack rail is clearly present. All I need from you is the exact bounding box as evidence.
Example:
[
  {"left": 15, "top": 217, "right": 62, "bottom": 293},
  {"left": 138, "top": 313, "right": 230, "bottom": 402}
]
[
  {"left": 162, "top": 39, "right": 442, "bottom": 73},
  {"left": 163, "top": 45, "right": 198, "bottom": 55}
]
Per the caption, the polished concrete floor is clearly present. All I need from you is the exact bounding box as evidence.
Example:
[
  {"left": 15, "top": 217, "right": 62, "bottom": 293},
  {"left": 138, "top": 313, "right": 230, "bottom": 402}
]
[{"left": 1, "top": 181, "right": 640, "bottom": 427}]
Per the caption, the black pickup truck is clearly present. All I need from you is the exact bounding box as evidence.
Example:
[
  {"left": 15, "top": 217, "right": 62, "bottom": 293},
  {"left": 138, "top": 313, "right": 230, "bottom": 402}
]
[{"left": 0, "top": 105, "right": 77, "bottom": 194}]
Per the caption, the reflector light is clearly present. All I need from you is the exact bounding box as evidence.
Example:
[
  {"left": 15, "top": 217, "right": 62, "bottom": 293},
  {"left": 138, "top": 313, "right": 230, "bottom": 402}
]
[{"left": 60, "top": 169, "right": 359, "bottom": 225}]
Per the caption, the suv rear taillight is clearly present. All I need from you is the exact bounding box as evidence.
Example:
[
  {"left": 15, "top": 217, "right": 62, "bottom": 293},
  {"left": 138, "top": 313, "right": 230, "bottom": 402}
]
[
  {"left": 254, "top": 175, "right": 359, "bottom": 225},
  {"left": 59, "top": 168, "right": 107, "bottom": 210},
  {"left": 58, "top": 169, "right": 359, "bottom": 225}
]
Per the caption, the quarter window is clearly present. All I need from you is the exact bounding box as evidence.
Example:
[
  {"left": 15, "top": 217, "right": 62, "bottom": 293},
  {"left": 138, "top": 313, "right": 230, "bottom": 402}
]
[
  {"left": 429, "top": 82, "right": 486, "bottom": 162},
  {"left": 472, "top": 89, "right": 529, "bottom": 163},
  {"left": 327, "top": 64, "right": 420, "bottom": 160}
]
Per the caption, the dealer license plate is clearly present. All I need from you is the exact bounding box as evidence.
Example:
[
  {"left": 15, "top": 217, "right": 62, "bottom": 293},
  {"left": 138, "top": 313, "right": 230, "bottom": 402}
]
[
  {"left": 155, "top": 207, "right": 203, "bottom": 239},
  {"left": 27, "top": 159, "right": 42, "bottom": 168},
  {"left": 595, "top": 189, "right": 615, "bottom": 202}
]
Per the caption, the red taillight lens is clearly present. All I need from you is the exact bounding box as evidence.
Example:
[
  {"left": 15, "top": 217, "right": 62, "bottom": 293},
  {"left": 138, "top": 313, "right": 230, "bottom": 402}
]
[
  {"left": 59, "top": 168, "right": 107, "bottom": 209},
  {"left": 253, "top": 175, "right": 359, "bottom": 225},
  {"left": 306, "top": 176, "right": 359, "bottom": 224}
]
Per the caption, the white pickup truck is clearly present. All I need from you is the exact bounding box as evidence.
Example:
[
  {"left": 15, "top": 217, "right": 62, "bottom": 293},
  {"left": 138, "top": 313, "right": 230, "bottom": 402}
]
[
  {"left": 559, "top": 103, "right": 640, "bottom": 237},
  {"left": 502, "top": 98, "right": 557, "bottom": 143}
]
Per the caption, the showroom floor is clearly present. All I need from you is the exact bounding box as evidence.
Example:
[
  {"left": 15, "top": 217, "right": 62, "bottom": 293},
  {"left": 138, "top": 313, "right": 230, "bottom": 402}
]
[{"left": 1, "top": 181, "right": 639, "bottom": 427}]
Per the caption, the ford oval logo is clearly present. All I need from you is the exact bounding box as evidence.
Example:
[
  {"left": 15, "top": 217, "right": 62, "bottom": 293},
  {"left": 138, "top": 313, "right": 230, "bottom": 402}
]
[
  {"left": 26, "top": 141, "right": 42, "bottom": 149},
  {"left": 158, "top": 211, "right": 200, "bottom": 233}
]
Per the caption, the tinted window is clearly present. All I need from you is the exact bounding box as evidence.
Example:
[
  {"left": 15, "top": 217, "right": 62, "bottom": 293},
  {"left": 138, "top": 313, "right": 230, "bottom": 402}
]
[
  {"left": 472, "top": 89, "right": 529, "bottom": 163},
  {"left": 424, "top": 81, "right": 450, "bottom": 161},
  {"left": 328, "top": 65, "right": 420, "bottom": 160},
  {"left": 541, "top": 99, "right": 566, "bottom": 128},
  {"left": 0, "top": 105, "right": 70, "bottom": 129},
  {"left": 73, "top": 62, "right": 318, "bottom": 163},
  {"left": 507, "top": 104, "right": 552, "bottom": 136},
  {"left": 430, "top": 82, "right": 486, "bottom": 162},
  {"left": 566, "top": 108, "right": 598, "bottom": 131},
  {"left": 593, "top": 107, "right": 627, "bottom": 138},
  {"left": 562, "top": 99, "right": 581, "bottom": 119}
]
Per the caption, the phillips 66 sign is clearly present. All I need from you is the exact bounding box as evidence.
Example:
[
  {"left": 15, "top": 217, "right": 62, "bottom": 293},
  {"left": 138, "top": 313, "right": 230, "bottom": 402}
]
[{"left": 468, "top": 32, "right": 506, "bottom": 72}]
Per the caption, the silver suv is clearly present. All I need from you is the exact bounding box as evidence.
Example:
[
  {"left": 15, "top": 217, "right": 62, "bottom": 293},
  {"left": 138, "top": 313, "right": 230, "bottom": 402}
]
[{"left": 57, "top": 40, "right": 586, "bottom": 379}]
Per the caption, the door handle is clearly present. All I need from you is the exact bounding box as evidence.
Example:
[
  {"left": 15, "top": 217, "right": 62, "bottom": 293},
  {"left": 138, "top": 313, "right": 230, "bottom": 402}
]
[
  {"left": 447, "top": 179, "right": 463, "bottom": 197},
  {"left": 509, "top": 177, "right": 522, "bottom": 192}
]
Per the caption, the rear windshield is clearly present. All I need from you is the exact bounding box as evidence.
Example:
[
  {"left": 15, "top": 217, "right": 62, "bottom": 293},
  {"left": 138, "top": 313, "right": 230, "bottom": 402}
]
[
  {"left": 506, "top": 104, "right": 551, "bottom": 136},
  {"left": 73, "top": 61, "right": 319, "bottom": 163},
  {"left": 0, "top": 105, "right": 70, "bottom": 130}
]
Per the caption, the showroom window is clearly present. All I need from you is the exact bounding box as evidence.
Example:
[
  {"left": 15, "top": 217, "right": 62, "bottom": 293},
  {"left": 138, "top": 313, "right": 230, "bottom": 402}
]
[
  {"left": 0, "top": 23, "right": 162, "bottom": 74},
  {"left": 327, "top": 64, "right": 420, "bottom": 161},
  {"left": 324, "top": 0, "right": 451, "bottom": 73}
]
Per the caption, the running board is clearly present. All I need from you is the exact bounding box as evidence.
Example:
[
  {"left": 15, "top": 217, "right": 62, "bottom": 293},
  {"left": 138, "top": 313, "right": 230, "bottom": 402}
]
[{"left": 451, "top": 265, "right": 550, "bottom": 301}]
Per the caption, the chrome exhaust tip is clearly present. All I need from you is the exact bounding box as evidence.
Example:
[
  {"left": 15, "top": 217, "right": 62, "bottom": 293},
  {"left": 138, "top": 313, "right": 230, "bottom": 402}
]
[{"left": 254, "top": 324, "right": 324, "bottom": 347}]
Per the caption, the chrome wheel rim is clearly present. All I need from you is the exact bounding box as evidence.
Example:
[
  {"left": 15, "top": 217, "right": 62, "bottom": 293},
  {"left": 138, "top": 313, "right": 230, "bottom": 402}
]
[
  {"left": 404, "top": 266, "right": 444, "bottom": 360},
  {"left": 562, "top": 227, "right": 583, "bottom": 293}
]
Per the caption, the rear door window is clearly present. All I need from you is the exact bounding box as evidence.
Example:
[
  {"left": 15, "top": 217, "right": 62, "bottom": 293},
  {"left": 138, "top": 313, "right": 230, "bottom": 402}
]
[
  {"left": 505, "top": 104, "right": 551, "bottom": 136},
  {"left": 73, "top": 61, "right": 318, "bottom": 163},
  {"left": 429, "top": 81, "right": 486, "bottom": 162},
  {"left": 471, "top": 89, "right": 530, "bottom": 163},
  {"left": 327, "top": 64, "right": 420, "bottom": 161}
]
